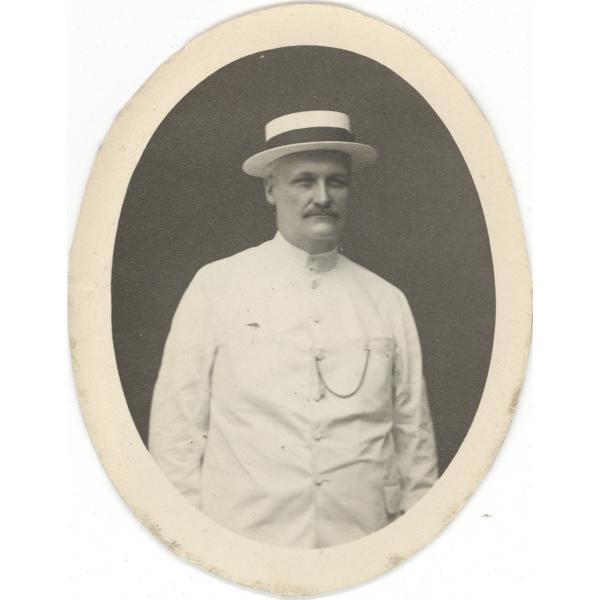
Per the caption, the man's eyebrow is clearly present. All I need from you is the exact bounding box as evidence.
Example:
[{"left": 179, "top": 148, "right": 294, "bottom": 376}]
[
  {"left": 289, "top": 170, "right": 351, "bottom": 179},
  {"left": 290, "top": 171, "right": 316, "bottom": 180}
]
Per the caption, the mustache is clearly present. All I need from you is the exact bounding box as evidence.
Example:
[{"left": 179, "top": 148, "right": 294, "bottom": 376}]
[{"left": 303, "top": 209, "right": 340, "bottom": 218}]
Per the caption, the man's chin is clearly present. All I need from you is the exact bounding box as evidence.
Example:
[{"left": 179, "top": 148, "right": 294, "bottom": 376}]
[{"left": 306, "top": 224, "right": 340, "bottom": 240}]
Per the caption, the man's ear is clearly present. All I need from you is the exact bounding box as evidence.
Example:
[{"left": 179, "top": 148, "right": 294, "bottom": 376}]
[{"left": 264, "top": 175, "right": 276, "bottom": 206}]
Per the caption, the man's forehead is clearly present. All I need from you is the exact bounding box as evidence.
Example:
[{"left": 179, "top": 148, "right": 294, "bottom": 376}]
[{"left": 268, "top": 151, "right": 351, "bottom": 176}]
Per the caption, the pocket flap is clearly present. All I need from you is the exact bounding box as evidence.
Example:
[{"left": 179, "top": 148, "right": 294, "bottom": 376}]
[
  {"left": 365, "top": 337, "right": 395, "bottom": 352},
  {"left": 383, "top": 483, "right": 403, "bottom": 515}
]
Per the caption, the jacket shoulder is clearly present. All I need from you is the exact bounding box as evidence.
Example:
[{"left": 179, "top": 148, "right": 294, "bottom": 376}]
[
  {"left": 188, "top": 243, "right": 265, "bottom": 288},
  {"left": 339, "top": 254, "right": 407, "bottom": 302}
]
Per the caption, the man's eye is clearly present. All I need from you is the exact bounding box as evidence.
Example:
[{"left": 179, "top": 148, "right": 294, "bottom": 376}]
[{"left": 329, "top": 179, "right": 349, "bottom": 188}]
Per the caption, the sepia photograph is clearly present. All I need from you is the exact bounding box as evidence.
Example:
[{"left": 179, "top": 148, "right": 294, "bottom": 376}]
[
  {"left": 2, "top": 0, "right": 594, "bottom": 598},
  {"left": 112, "top": 45, "right": 495, "bottom": 549},
  {"left": 69, "top": 3, "right": 531, "bottom": 594}
]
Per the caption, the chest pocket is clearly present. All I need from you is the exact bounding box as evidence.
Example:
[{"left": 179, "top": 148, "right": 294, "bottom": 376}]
[{"left": 315, "top": 337, "right": 395, "bottom": 399}]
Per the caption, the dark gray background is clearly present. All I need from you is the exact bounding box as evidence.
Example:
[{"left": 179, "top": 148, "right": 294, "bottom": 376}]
[{"left": 112, "top": 46, "right": 495, "bottom": 474}]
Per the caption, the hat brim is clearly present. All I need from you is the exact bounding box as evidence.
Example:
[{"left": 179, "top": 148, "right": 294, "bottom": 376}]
[{"left": 242, "top": 141, "right": 378, "bottom": 177}]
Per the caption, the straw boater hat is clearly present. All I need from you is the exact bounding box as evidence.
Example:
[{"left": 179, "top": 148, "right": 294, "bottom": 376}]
[{"left": 242, "top": 110, "right": 378, "bottom": 177}]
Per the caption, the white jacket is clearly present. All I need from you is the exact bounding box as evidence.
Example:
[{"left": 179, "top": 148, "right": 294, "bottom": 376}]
[{"left": 149, "top": 232, "right": 438, "bottom": 548}]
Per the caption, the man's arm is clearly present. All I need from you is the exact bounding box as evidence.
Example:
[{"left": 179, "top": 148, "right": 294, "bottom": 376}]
[
  {"left": 391, "top": 290, "right": 439, "bottom": 514},
  {"left": 148, "top": 270, "right": 217, "bottom": 509}
]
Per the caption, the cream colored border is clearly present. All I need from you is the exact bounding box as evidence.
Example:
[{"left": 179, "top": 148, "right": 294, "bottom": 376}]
[{"left": 69, "top": 4, "right": 531, "bottom": 596}]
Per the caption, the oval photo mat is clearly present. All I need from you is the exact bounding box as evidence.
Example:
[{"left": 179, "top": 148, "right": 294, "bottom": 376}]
[{"left": 69, "top": 4, "right": 531, "bottom": 596}]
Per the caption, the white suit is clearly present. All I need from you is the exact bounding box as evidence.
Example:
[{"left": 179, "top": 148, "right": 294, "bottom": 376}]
[{"left": 149, "top": 232, "right": 438, "bottom": 548}]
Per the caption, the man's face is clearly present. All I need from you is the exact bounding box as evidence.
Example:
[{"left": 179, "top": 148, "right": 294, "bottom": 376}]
[{"left": 264, "top": 150, "right": 352, "bottom": 254}]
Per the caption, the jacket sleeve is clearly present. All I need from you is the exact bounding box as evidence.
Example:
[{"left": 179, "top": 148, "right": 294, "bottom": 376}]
[
  {"left": 148, "top": 269, "right": 217, "bottom": 509},
  {"left": 391, "top": 290, "right": 439, "bottom": 514}
]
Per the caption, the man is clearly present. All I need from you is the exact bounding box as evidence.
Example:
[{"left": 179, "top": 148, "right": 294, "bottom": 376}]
[{"left": 148, "top": 110, "right": 438, "bottom": 548}]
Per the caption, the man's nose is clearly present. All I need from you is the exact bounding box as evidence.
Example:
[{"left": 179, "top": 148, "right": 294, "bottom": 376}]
[{"left": 313, "top": 180, "right": 331, "bottom": 206}]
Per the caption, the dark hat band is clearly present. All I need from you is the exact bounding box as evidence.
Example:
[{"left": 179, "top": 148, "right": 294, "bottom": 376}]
[{"left": 266, "top": 127, "right": 355, "bottom": 149}]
